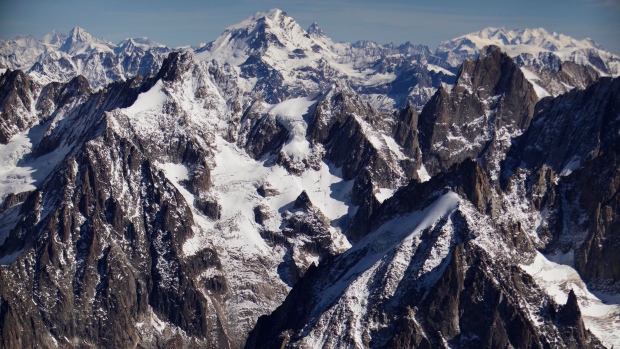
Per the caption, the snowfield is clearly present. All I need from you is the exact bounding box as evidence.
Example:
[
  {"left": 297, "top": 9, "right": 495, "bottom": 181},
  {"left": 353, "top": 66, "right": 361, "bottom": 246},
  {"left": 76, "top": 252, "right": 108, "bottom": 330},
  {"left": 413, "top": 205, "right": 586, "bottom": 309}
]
[
  {"left": 183, "top": 135, "right": 354, "bottom": 256},
  {"left": 522, "top": 252, "right": 620, "bottom": 348}
]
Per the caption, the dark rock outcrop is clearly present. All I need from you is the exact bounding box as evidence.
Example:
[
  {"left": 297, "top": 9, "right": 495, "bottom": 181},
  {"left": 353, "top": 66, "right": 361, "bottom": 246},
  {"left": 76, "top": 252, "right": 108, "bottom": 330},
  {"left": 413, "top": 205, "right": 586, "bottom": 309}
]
[
  {"left": 504, "top": 77, "right": 620, "bottom": 174},
  {"left": 0, "top": 69, "right": 40, "bottom": 143},
  {"left": 502, "top": 76, "right": 620, "bottom": 287},
  {"left": 418, "top": 45, "right": 538, "bottom": 177}
]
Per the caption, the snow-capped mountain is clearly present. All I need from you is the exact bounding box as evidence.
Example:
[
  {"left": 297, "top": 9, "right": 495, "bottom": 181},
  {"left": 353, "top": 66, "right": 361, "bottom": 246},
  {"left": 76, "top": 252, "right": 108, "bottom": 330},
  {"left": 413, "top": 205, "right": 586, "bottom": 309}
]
[
  {"left": 196, "top": 9, "right": 455, "bottom": 111},
  {"left": 0, "top": 27, "right": 171, "bottom": 89},
  {"left": 2, "top": 14, "right": 615, "bottom": 109},
  {"left": 1, "top": 8, "right": 619, "bottom": 349},
  {"left": 436, "top": 26, "right": 618, "bottom": 73},
  {"left": 58, "top": 26, "right": 114, "bottom": 55},
  {"left": 436, "top": 27, "right": 620, "bottom": 98},
  {"left": 0, "top": 35, "right": 57, "bottom": 71}
]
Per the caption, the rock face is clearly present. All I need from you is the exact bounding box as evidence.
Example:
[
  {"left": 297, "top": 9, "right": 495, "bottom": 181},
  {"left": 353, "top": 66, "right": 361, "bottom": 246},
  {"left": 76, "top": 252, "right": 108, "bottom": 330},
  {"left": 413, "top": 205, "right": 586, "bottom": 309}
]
[
  {"left": 418, "top": 45, "right": 538, "bottom": 179},
  {"left": 308, "top": 83, "right": 411, "bottom": 186},
  {"left": 0, "top": 59, "right": 238, "bottom": 348},
  {"left": 0, "top": 48, "right": 356, "bottom": 348},
  {"left": 0, "top": 69, "right": 42, "bottom": 143},
  {"left": 506, "top": 77, "right": 619, "bottom": 173},
  {"left": 520, "top": 61, "right": 601, "bottom": 98},
  {"left": 2, "top": 9, "right": 620, "bottom": 349},
  {"left": 243, "top": 46, "right": 620, "bottom": 348},
  {"left": 502, "top": 77, "right": 620, "bottom": 289}
]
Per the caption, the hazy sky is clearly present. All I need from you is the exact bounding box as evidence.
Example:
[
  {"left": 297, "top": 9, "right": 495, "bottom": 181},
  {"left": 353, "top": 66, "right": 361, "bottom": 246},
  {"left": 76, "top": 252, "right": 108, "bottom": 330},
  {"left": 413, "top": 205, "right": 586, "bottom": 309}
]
[{"left": 1, "top": 0, "right": 619, "bottom": 54}]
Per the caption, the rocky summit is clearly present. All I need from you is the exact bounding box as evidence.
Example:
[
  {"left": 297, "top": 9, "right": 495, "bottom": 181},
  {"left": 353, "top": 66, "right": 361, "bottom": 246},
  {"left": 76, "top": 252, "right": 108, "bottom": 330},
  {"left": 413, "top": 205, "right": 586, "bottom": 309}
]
[{"left": 1, "top": 8, "right": 619, "bottom": 349}]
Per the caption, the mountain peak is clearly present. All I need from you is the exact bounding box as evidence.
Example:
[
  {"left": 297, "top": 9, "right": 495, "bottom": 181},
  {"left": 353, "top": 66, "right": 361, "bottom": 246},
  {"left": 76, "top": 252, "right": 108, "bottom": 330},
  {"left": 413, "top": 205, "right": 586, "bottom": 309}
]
[
  {"left": 42, "top": 29, "right": 67, "bottom": 46},
  {"left": 436, "top": 26, "right": 612, "bottom": 69},
  {"left": 226, "top": 8, "right": 288, "bottom": 31},
  {"left": 60, "top": 26, "right": 96, "bottom": 53},
  {"left": 460, "top": 26, "right": 599, "bottom": 51},
  {"left": 68, "top": 26, "right": 94, "bottom": 42},
  {"left": 197, "top": 8, "right": 316, "bottom": 65},
  {"left": 263, "top": 8, "right": 284, "bottom": 20},
  {"left": 118, "top": 37, "right": 165, "bottom": 50},
  {"left": 307, "top": 22, "right": 325, "bottom": 37},
  {"left": 58, "top": 26, "right": 113, "bottom": 55}
]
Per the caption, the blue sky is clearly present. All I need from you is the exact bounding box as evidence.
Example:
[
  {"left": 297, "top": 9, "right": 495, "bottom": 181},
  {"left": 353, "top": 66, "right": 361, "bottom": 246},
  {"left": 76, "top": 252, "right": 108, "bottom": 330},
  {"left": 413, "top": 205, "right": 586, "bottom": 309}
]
[{"left": 1, "top": 0, "right": 619, "bottom": 54}]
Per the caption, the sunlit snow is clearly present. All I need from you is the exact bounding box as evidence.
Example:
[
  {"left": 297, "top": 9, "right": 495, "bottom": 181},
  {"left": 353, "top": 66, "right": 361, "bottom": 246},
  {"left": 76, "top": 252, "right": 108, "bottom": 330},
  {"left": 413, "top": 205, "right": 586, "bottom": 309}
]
[
  {"left": 124, "top": 80, "right": 168, "bottom": 116},
  {"left": 266, "top": 97, "right": 316, "bottom": 162},
  {"left": 183, "top": 136, "right": 354, "bottom": 256},
  {"left": 0, "top": 122, "right": 70, "bottom": 203},
  {"left": 522, "top": 252, "right": 620, "bottom": 348}
]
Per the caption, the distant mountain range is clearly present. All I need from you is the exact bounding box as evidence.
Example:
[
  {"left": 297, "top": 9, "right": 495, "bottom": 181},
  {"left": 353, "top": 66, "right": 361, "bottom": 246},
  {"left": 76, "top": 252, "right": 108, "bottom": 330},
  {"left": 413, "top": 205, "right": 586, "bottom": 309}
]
[{"left": 2, "top": 9, "right": 618, "bottom": 109}]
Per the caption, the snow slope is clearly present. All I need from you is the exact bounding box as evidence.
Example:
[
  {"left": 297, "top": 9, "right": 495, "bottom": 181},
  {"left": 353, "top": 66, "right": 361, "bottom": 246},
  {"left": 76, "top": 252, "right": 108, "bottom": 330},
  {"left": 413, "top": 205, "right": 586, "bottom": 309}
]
[
  {"left": 522, "top": 252, "right": 620, "bottom": 348},
  {"left": 296, "top": 192, "right": 461, "bottom": 348}
]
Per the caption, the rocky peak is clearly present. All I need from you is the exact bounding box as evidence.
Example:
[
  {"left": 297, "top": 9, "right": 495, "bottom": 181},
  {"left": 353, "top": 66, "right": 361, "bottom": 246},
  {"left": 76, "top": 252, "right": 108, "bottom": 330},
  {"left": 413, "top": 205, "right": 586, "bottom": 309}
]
[
  {"left": 306, "top": 22, "right": 325, "bottom": 37},
  {"left": 392, "top": 102, "right": 421, "bottom": 158},
  {"left": 418, "top": 45, "right": 538, "bottom": 177},
  {"left": 456, "top": 44, "right": 531, "bottom": 103},
  {"left": 42, "top": 29, "right": 67, "bottom": 46},
  {"left": 557, "top": 290, "right": 583, "bottom": 326},
  {"left": 0, "top": 69, "right": 40, "bottom": 143},
  {"left": 398, "top": 42, "right": 432, "bottom": 56},
  {"left": 293, "top": 190, "right": 313, "bottom": 210},
  {"left": 506, "top": 76, "right": 620, "bottom": 173},
  {"left": 155, "top": 51, "right": 197, "bottom": 82},
  {"left": 116, "top": 37, "right": 162, "bottom": 54}
]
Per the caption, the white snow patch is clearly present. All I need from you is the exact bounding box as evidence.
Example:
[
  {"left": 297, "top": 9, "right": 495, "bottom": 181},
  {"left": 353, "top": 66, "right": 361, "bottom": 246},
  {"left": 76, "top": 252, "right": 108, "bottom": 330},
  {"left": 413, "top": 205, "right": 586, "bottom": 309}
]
[
  {"left": 183, "top": 136, "right": 354, "bottom": 256},
  {"left": 427, "top": 64, "right": 455, "bottom": 76},
  {"left": 150, "top": 311, "right": 167, "bottom": 333},
  {"left": 522, "top": 252, "right": 620, "bottom": 348},
  {"left": 546, "top": 250, "right": 574, "bottom": 266},
  {"left": 381, "top": 134, "right": 407, "bottom": 160},
  {"left": 124, "top": 80, "right": 168, "bottom": 116},
  {"left": 560, "top": 156, "right": 581, "bottom": 176},
  {"left": 417, "top": 165, "right": 431, "bottom": 182},
  {"left": 520, "top": 67, "right": 551, "bottom": 98},
  {"left": 266, "top": 97, "right": 316, "bottom": 162},
  {"left": 375, "top": 188, "right": 395, "bottom": 203},
  {"left": 359, "top": 72, "right": 397, "bottom": 86},
  {"left": 352, "top": 114, "right": 383, "bottom": 150},
  {"left": 0, "top": 122, "right": 70, "bottom": 203},
  {"left": 159, "top": 162, "right": 189, "bottom": 182},
  {"left": 157, "top": 162, "right": 194, "bottom": 205}
]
